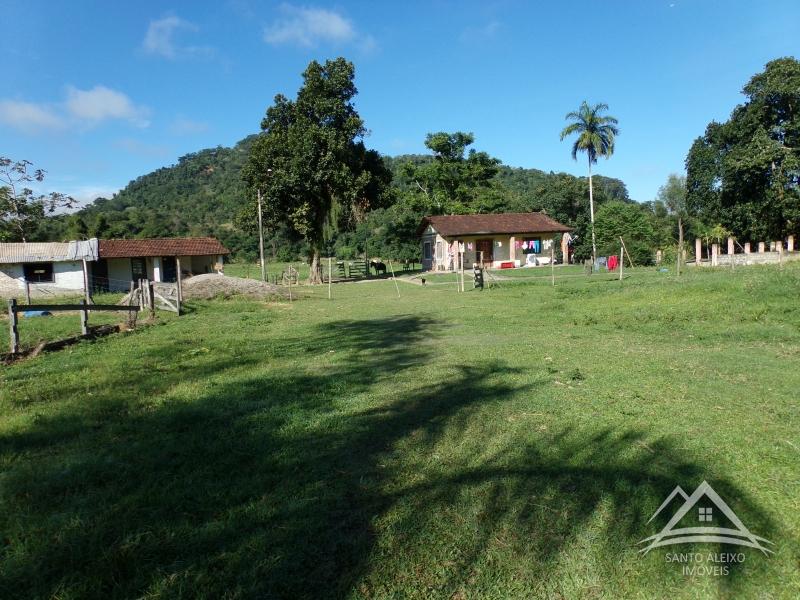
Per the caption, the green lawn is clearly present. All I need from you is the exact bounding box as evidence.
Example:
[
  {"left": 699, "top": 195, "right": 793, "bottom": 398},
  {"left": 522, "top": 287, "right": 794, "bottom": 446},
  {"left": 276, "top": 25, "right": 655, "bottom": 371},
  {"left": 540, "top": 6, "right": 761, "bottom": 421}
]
[{"left": 1, "top": 265, "right": 798, "bottom": 598}]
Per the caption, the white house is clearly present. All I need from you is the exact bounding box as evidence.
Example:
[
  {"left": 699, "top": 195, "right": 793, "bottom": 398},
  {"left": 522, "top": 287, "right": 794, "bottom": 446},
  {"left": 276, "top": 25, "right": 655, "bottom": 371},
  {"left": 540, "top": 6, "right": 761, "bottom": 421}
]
[
  {"left": 418, "top": 213, "right": 572, "bottom": 271},
  {"left": 0, "top": 237, "right": 230, "bottom": 297},
  {"left": 0, "top": 239, "right": 98, "bottom": 297}
]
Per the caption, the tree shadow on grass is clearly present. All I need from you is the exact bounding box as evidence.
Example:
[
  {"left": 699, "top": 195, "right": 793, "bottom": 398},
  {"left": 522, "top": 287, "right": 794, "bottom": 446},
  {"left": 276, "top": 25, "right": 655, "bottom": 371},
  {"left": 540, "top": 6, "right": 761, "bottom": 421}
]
[{"left": 0, "top": 315, "right": 780, "bottom": 598}]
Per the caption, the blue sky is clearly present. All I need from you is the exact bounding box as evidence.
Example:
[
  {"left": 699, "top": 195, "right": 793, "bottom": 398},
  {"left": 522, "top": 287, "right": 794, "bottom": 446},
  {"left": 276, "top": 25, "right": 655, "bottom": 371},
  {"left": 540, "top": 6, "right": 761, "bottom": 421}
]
[{"left": 2, "top": 1, "right": 798, "bottom": 206}]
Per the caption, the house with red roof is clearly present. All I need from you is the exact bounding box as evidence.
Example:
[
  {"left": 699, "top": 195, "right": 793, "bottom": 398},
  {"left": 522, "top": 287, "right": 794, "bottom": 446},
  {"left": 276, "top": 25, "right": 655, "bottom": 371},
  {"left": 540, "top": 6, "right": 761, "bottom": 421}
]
[
  {"left": 96, "top": 237, "right": 230, "bottom": 291},
  {"left": 417, "top": 213, "right": 571, "bottom": 271}
]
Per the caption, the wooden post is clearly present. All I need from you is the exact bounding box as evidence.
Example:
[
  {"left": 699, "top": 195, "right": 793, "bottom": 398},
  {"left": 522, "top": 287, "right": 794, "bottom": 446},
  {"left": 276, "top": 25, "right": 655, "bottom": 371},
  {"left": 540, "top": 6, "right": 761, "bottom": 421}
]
[
  {"left": 695, "top": 238, "right": 702, "bottom": 266},
  {"left": 148, "top": 281, "right": 156, "bottom": 319},
  {"left": 288, "top": 267, "right": 293, "bottom": 302},
  {"left": 758, "top": 241, "right": 765, "bottom": 253},
  {"left": 550, "top": 244, "right": 555, "bottom": 287},
  {"left": 619, "top": 239, "right": 624, "bottom": 282},
  {"left": 389, "top": 260, "right": 401, "bottom": 298},
  {"left": 82, "top": 258, "right": 92, "bottom": 305},
  {"left": 711, "top": 244, "right": 719, "bottom": 266},
  {"left": 24, "top": 280, "right": 31, "bottom": 305},
  {"left": 257, "top": 188, "right": 266, "bottom": 283},
  {"left": 779, "top": 242, "right": 784, "bottom": 269},
  {"left": 80, "top": 299, "right": 89, "bottom": 336},
  {"left": 8, "top": 299, "right": 19, "bottom": 354},
  {"left": 727, "top": 237, "right": 735, "bottom": 256},
  {"left": 328, "top": 257, "right": 332, "bottom": 300},
  {"left": 176, "top": 257, "right": 183, "bottom": 303},
  {"left": 788, "top": 235, "right": 795, "bottom": 253}
]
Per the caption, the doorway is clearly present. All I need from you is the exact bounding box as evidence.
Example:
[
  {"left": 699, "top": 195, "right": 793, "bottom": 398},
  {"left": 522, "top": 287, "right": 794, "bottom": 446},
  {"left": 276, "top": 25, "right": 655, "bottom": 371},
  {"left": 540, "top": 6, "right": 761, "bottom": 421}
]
[{"left": 476, "top": 239, "right": 494, "bottom": 265}]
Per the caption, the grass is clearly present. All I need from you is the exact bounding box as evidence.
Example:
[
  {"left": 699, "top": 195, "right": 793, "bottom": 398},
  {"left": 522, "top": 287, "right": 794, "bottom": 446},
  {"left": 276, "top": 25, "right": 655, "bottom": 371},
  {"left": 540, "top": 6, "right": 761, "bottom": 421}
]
[{"left": 1, "top": 264, "right": 799, "bottom": 598}]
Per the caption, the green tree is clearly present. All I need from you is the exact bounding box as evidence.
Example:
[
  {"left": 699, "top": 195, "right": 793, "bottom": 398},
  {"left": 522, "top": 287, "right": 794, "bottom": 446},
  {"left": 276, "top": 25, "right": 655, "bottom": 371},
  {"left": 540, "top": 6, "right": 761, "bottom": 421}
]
[
  {"left": 560, "top": 101, "right": 620, "bottom": 263},
  {"left": 400, "top": 132, "right": 500, "bottom": 214},
  {"left": 0, "top": 158, "right": 75, "bottom": 242},
  {"left": 657, "top": 174, "right": 688, "bottom": 274},
  {"left": 243, "top": 58, "right": 391, "bottom": 283},
  {"left": 686, "top": 57, "right": 800, "bottom": 241},
  {"left": 593, "top": 201, "right": 656, "bottom": 266}
]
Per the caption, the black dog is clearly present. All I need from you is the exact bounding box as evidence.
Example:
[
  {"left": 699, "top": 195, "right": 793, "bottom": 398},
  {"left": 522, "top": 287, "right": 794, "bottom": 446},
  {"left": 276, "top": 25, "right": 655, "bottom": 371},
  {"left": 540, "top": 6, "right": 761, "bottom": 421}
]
[{"left": 370, "top": 260, "right": 387, "bottom": 276}]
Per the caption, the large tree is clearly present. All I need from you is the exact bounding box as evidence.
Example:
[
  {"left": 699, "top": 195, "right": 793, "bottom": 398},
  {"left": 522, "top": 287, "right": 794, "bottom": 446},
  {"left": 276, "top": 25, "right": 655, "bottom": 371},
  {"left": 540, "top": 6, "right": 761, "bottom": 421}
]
[
  {"left": 400, "top": 131, "right": 500, "bottom": 214},
  {"left": 0, "top": 158, "right": 74, "bottom": 242},
  {"left": 243, "top": 58, "right": 391, "bottom": 283},
  {"left": 593, "top": 201, "right": 656, "bottom": 266},
  {"left": 560, "top": 101, "right": 620, "bottom": 263},
  {"left": 686, "top": 57, "right": 800, "bottom": 241}
]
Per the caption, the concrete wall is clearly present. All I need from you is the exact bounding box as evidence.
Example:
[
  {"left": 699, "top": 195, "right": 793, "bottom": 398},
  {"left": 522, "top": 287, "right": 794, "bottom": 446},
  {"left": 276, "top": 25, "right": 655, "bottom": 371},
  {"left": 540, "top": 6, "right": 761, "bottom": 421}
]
[
  {"left": 0, "top": 261, "right": 84, "bottom": 298},
  {"left": 0, "top": 264, "right": 23, "bottom": 296}
]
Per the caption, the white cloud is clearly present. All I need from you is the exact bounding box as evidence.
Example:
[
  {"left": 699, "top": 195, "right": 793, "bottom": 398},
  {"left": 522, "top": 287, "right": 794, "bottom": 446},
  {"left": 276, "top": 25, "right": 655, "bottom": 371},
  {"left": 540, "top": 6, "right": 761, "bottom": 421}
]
[
  {"left": 264, "top": 5, "right": 362, "bottom": 47},
  {"left": 0, "top": 86, "right": 150, "bottom": 134},
  {"left": 66, "top": 85, "right": 150, "bottom": 128},
  {"left": 142, "top": 15, "right": 213, "bottom": 59},
  {"left": 0, "top": 100, "right": 65, "bottom": 133},
  {"left": 169, "top": 116, "right": 209, "bottom": 135}
]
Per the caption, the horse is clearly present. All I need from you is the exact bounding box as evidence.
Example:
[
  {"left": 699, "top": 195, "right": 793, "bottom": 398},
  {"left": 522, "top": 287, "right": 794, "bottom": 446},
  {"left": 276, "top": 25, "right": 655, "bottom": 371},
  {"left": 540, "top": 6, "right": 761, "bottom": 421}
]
[{"left": 370, "top": 260, "right": 387, "bottom": 276}]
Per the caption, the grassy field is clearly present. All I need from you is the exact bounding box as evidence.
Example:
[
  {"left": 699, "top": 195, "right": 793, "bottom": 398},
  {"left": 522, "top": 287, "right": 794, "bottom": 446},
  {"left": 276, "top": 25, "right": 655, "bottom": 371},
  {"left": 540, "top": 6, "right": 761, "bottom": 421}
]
[{"left": 1, "top": 264, "right": 798, "bottom": 598}]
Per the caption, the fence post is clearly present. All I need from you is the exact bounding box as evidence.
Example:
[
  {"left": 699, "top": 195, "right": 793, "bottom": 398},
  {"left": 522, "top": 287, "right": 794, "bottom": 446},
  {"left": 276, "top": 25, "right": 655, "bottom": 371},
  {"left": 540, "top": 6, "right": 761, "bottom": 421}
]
[
  {"left": 8, "top": 299, "right": 19, "bottom": 354},
  {"left": 176, "top": 257, "right": 183, "bottom": 303},
  {"left": 148, "top": 281, "right": 156, "bottom": 319},
  {"left": 695, "top": 238, "right": 702, "bottom": 266},
  {"left": 80, "top": 299, "right": 89, "bottom": 336},
  {"left": 24, "top": 280, "right": 31, "bottom": 304},
  {"left": 82, "top": 258, "right": 92, "bottom": 305}
]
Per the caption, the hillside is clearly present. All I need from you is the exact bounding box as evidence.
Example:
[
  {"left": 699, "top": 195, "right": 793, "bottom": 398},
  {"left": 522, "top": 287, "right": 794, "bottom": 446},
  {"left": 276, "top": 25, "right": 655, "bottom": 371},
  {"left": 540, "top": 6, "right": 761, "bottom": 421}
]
[{"left": 43, "top": 137, "right": 631, "bottom": 258}]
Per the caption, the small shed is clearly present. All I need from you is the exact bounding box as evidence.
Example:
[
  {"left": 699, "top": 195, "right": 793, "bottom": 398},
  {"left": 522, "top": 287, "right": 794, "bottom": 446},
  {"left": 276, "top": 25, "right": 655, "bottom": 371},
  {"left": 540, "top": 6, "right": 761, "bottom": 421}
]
[
  {"left": 418, "top": 212, "right": 571, "bottom": 271},
  {"left": 0, "top": 239, "right": 98, "bottom": 296}
]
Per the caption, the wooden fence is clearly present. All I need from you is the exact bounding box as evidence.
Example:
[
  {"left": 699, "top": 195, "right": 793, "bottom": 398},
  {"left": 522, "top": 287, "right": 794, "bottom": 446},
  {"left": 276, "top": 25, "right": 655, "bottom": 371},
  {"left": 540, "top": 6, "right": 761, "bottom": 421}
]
[{"left": 7, "top": 298, "right": 139, "bottom": 355}]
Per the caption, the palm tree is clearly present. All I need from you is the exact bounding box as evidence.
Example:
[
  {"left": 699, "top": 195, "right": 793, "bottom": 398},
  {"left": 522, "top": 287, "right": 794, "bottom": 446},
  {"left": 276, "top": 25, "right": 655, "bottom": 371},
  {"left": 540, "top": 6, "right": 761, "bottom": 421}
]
[{"left": 560, "top": 101, "right": 619, "bottom": 264}]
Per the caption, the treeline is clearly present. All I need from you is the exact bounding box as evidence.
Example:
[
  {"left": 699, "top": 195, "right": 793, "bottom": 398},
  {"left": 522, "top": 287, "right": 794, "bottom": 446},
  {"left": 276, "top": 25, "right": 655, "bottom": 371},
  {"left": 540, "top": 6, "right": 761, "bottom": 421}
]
[{"left": 35, "top": 135, "right": 633, "bottom": 262}]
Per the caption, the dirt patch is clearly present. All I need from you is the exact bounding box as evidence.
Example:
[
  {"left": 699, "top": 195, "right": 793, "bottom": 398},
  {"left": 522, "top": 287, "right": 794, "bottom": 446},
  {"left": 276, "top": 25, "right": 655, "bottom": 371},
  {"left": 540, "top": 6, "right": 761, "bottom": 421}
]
[{"left": 181, "top": 274, "right": 286, "bottom": 300}]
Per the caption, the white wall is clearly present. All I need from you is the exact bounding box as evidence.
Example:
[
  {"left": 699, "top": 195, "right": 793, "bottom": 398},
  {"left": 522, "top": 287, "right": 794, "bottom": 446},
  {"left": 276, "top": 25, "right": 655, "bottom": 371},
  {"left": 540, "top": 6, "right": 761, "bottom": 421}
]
[
  {"left": 0, "top": 264, "right": 23, "bottom": 296},
  {"left": 107, "top": 258, "right": 133, "bottom": 291},
  {"left": 0, "top": 261, "right": 84, "bottom": 297}
]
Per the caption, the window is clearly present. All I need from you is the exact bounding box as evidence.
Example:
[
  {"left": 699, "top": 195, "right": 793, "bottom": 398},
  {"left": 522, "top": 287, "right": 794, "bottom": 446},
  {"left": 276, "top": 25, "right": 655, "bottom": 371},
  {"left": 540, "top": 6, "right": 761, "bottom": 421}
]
[
  {"left": 435, "top": 241, "right": 443, "bottom": 260},
  {"left": 23, "top": 262, "right": 54, "bottom": 283},
  {"left": 423, "top": 242, "right": 432, "bottom": 260},
  {"left": 698, "top": 507, "right": 713, "bottom": 522}
]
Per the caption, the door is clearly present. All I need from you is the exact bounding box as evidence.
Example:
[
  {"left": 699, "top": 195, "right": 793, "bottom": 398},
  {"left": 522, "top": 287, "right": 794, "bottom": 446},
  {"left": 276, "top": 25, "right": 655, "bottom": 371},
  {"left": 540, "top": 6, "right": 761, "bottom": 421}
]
[
  {"left": 131, "top": 257, "right": 147, "bottom": 284},
  {"left": 162, "top": 257, "right": 177, "bottom": 282},
  {"left": 91, "top": 259, "right": 109, "bottom": 292},
  {"left": 476, "top": 239, "right": 493, "bottom": 265}
]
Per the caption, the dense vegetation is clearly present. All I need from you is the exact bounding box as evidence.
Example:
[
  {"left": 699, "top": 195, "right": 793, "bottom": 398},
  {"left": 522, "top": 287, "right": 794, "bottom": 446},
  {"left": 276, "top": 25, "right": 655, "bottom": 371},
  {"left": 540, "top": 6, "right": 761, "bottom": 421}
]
[
  {"left": 686, "top": 57, "right": 800, "bottom": 242},
  {"left": 33, "top": 139, "right": 632, "bottom": 262}
]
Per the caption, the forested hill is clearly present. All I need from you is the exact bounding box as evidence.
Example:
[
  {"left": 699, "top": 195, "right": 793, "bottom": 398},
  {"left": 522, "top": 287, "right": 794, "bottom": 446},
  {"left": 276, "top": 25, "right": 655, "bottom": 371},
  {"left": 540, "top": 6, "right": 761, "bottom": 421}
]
[{"left": 42, "top": 136, "right": 631, "bottom": 258}]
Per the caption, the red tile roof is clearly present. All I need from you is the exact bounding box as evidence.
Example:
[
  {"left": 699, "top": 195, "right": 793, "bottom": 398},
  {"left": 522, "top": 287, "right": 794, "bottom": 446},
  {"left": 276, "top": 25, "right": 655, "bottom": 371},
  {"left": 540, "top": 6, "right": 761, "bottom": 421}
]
[
  {"left": 418, "top": 212, "right": 571, "bottom": 237},
  {"left": 99, "top": 237, "right": 230, "bottom": 259}
]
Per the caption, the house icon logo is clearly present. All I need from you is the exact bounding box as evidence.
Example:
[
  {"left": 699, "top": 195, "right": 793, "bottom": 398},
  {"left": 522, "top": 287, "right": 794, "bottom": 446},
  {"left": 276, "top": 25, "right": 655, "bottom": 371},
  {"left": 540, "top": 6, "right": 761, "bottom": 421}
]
[{"left": 638, "top": 480, "right": 773, "bottom": 555}]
